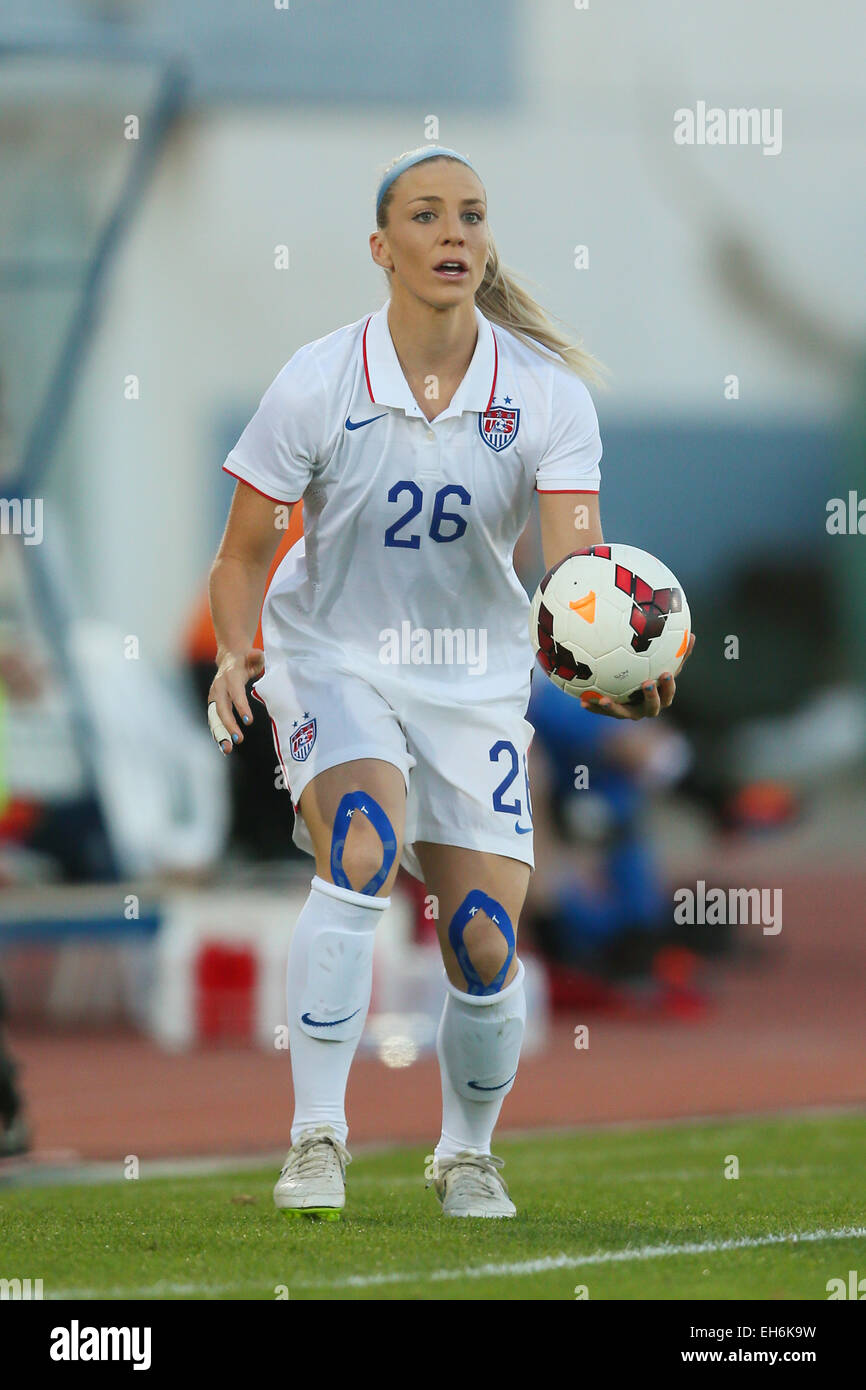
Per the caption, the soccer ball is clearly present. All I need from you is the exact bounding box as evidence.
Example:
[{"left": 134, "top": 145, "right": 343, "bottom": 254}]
[{"left": 529, "top": 543, "right": 691, "bottom": 703}]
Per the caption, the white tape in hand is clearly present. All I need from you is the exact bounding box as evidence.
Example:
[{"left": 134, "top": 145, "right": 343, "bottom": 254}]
[{"left": 207, "top": 700, "right": 231, "bottom": 749}]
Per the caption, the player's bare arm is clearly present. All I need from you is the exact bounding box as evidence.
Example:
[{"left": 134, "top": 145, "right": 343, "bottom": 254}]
[
  {"left": 536, "top": 489, "right": 695, "bottom": 721},
  {"left": 538, "top": 489, "right": 604, "bottom": 569},
  {"left": 207, "top": 480, "right": 290, "bottom": 753}
]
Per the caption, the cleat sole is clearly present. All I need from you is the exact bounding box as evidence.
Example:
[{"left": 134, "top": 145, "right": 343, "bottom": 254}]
[
  {"left": 278, "top": 1206, "right": 342, "bottom": 1221},
  {"left": 443, "top": 1209, "right": 515, "bottom": 1219}
]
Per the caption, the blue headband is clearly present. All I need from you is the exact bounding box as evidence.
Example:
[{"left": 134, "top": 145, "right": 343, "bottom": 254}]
[{"left": 376, "top": 146, "right": 478, "bottom": 213}]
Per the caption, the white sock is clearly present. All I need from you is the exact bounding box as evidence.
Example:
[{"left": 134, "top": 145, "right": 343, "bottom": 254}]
[
  {"left": 287, "top": 874, "right": 389, "bottom": 1146},
  {"left": 434, "top": 959, "right": 526, "bottom": 1162}
]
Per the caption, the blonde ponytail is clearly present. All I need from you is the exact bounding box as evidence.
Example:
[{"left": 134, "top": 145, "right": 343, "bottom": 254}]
[
  {"left": 475, "top": 234, "right": 606, "bottom": 387},
  {"left": 376, "top": 151, "right": 606, "bottom": 387}
]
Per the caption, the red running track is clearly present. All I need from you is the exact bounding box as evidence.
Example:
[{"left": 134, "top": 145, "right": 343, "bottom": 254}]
[{"left": 6, "top": 871, "right": 866, "bottom": 1163}]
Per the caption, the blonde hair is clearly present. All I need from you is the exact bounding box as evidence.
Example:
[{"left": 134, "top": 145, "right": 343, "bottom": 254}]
[{"left": 376, "top": 152, "right": 606, "bottom": 387}]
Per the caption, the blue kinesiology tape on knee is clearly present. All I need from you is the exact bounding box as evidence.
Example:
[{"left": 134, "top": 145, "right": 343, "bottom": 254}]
[
  {"left": 330, "top": 791, "right": 397, "bottom": 896},
  {"left": 448, "top": 889, "right": 515, "bottom": 996}
]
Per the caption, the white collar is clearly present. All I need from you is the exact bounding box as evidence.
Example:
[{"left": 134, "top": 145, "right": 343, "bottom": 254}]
[{"left": 362, "top": 301, "right": 498, "bottom": 419}]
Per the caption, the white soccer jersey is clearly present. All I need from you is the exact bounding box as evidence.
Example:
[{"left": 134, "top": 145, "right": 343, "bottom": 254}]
[{"left": 223, "top": 302, "right": 602, "bottom": 701}]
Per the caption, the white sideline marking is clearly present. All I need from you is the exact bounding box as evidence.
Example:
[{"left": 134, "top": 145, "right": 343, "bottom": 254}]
[
  {"left": 598, "top": 1163, "right": 832, "bottom": 1185},
  {"left": 10, "top": 1158, "right": 831, "bottom": 1193},
  {"left": 48, "top": 1225, "right": 866, "bottom": 1299},
  {"left": 349, "top": 1162, "right": 831, "bottom": 1188},
  {"left": 48, "top": 1281, "right": 251, "bottom": 1299},
  {"left": 296, "top": 1225, "right": 866, "bottom": 1290}
]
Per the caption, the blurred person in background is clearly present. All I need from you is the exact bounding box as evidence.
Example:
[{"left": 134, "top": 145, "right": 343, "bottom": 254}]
[
  {"left": 0, "top": 589, "right": 116, "bottom": 885},
  {"left": 523, "top": 668, "right": 705, "bottom": 1017},
  {"left": 512, "top": 504, "right": 708, "bottom": 1015},
  {"left": 183, "top": 513, "right": 307, "bottom": 867},
  {"left": 0, "top": 977, "right": 28, "bottom": 1157},
  {"left": 0, "top": 367, "right": 115, "bottom": 886},
  {"left": 665, "top": 214, "right": 866, "bottom": 824},
  {"left": 0, "top": 642, "right": 34, "bottom": 1155}
]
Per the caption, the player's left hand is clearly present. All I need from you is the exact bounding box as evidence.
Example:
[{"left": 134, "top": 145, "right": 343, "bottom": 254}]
[{"left": 580, "top": 632, "right": 696, "bottom": 720}]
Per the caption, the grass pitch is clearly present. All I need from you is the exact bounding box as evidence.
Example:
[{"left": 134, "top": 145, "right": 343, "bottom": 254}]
[{"left": 2, "top": 1113, "right": 864, "bottom": 1301}]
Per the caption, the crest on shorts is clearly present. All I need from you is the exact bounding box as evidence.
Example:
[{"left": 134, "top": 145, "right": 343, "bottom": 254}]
[
  {"left": 290, "top": 716, "right": 317, "bottom": 762},
  {"left": 479, "top": 405, "right": 519, "bottom": 452}
]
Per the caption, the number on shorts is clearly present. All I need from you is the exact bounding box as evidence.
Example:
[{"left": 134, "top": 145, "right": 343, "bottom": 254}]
[
  {"left": 489, "top": 741, "right": 534, "bottom": 829},
  {"left": 490, "top": 739, "right": 521, "bottom": 815}
]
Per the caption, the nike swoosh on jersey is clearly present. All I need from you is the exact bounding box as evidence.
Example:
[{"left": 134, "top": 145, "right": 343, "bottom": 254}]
[
  {"left": 301, "top": 1008, "right": 362, "bottom": 1028},
  {"left": 467, "top": 1071, "right": 518, "bottom": 1092},
  {"left": 345, "top": 413, "right": 388, "bottom": 430},
  {"left": 514, "top": 824, "right": 533, "bottom": 834}
]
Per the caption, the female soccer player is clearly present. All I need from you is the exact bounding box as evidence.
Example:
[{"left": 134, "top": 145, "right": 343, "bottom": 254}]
[{"left": 207, "top": 146, "right": 693, "bottom": 1219}]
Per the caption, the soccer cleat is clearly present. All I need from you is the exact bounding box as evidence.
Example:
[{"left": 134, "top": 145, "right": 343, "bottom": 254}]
[
  {"left": 273, "top": 1125, "right": 351, "bottom": 1220},
  {"left": 428, "top": 1150, "right": 517, "bottom": 1218}
]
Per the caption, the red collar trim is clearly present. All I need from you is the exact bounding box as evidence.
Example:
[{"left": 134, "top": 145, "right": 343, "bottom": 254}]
[
  {"left": 362, "top": 315, "right": 375, "bottom": 403},
  {"left": 485, "top": 329, "right": 498, "bottom": 412}
]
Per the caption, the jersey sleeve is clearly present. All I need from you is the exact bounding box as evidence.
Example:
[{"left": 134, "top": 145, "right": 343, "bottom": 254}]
[
  {"left": 535, "top": 370, "right": 602, "bottom": 494},
  {"left": 222, "top": 345, "right": 323, "bottom": 505}
]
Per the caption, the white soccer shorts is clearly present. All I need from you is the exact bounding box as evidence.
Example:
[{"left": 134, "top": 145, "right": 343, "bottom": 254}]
[{"left": 251, "top": 656, "right": 535, "bottom": 882}]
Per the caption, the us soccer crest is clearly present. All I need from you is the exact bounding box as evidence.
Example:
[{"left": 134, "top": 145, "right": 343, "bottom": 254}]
[
  {"left": 289, "top": 715, "right": 317, "bottom": 762},
  {"left": 479, "top": 405, "right": 519, "bottom": 452}
]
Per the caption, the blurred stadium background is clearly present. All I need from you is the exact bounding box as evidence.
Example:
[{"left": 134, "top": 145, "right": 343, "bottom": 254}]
[{"left": 1, "top": 0, "right": 864, "bottom": 1171}]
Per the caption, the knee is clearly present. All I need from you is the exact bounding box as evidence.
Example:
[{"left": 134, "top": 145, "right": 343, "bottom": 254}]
[
  {"left": 329, "top": 790, "right": 399, "bottom": 897},
  {"left": 337, "top": 834, "right": 390, "bottom": 896},
  {"left": 461, "top": 926, "right": 512, "bottom": 991},
  {"left": 448, "top": 890, "right": 517, "bottom": 996}
]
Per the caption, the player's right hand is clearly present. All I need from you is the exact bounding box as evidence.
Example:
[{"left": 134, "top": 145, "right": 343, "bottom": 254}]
[
  {"left": 207, "top": 647, "right": 265, "bottom": 754},
  {"left": 580, "top": 632, "right": 696, "bottom": 720}
]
